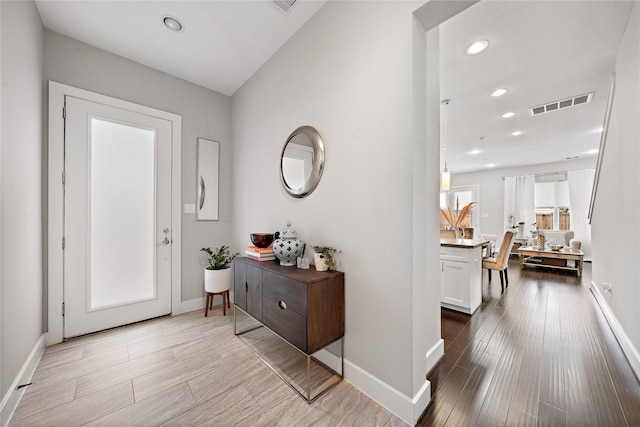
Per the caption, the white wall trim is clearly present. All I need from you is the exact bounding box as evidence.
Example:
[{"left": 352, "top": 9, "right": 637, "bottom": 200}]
[
  {"left": 0, "top": 334, "right": 46, "bottom": 427},
  {"left": 47, "top": 81, "right": 182, "bottom": 345},
  {"left": 590, "top": 281, "right": 640, "bottom": 379},
  {"left": 178, "top": 296, "right": 205, "bottom": 314},
  {"left": 344, "top": 359, "right": 431, "bottom": 426},
  {"left": 426, "top": 338, "right": 445, "bottom": 374}
]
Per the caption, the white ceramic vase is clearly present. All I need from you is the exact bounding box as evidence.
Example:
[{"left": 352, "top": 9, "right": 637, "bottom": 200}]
[
  {"left": 314, "top": 253, "right": 329, "bottom": 271},
  {"left": 273, "top": 221, "right": 305, "bottom": 266}
]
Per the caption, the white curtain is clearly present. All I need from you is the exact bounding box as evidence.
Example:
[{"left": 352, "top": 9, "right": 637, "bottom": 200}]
[
  {"left": 568, "top": 169, "right": 595, "bottom": 261},
  {"left": 504, "top": 175, "right": 535, "bottom": 243}
]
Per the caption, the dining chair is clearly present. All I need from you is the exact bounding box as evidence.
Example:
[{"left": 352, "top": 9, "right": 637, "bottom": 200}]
[{"left": 482, "top": 229, "right": 517, "bottom": 292}]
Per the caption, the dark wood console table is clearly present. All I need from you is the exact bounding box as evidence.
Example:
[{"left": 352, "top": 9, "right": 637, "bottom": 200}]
[{"left": 233, "top": 257, "right": 345, "bottom": 402}]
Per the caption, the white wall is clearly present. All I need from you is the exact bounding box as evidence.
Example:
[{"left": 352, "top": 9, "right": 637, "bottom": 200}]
[
  {"left": 232, "top": 1, "right": 436, "bottom": 421},
  {"left": 1, "top": 0, "right": 43, "bottom": 407},
  {"left": 42, "top": 31, "right": 233, "bottom": 306},
  {"left": 451, "top": 157, "right": 596, "bottom": 239},
  {"left": 590, "top": 3, "right": 640, "bottom": 375}
]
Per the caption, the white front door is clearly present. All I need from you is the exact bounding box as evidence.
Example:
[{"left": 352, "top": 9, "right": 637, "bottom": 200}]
[{"left": 63, "top": 95, "right": 173, "bottom": 338}]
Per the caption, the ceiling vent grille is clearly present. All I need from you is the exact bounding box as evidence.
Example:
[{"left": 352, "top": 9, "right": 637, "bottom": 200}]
[
  {"left": 272, "top": 0, "right": 297, "bottom": 14},
  {"left": 530, "top": 92, "right": 593, "bottom": 116}
]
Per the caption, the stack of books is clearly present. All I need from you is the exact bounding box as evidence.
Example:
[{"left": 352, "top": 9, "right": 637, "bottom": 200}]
[{"left": 245, "top": 245, "right": 275, "bottom": 261}]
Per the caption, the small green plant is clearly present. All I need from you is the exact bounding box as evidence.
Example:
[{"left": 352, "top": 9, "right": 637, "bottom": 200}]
[
  {"left": 201, "top": 246, "right": 238, "bottom": 270},
  {"left": 312, "top": 245, "right": 340, "bottom": 270}
]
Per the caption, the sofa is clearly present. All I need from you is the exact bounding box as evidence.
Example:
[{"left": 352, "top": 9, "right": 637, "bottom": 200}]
[{"left": 539, "top": 230, "right": 581, "bottom": 249}]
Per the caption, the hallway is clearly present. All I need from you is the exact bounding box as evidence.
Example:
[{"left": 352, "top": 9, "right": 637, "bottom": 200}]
[{"left": 422, "top": 260, "right": 640, "bottom": 426}]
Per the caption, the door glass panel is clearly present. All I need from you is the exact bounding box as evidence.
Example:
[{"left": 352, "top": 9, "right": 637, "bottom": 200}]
[{"left": 89, "top": 118, "right": 156, "bottom": 310}]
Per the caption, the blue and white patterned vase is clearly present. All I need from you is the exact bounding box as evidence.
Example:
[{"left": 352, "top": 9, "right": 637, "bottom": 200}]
[{"left": 273, "top": 221, "right": 305, "bottom": 266}]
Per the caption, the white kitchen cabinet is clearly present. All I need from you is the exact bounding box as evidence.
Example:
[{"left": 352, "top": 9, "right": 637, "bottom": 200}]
[{"left": 440, "top": 239, "right": 486, "bottom": 315}]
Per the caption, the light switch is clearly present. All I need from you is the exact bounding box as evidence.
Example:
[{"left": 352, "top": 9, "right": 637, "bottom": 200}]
[{"left": 184, "top": 204, "right": 196, "bottom": 214}]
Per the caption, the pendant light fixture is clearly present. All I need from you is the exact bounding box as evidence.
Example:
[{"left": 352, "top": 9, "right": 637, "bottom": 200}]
[{"left": 441, "top": 99, "right": 451, "bottom": 192}]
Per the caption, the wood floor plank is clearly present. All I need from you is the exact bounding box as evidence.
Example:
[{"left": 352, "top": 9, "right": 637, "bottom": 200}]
[
  {"left": 480, "top": 344, "right": 523, "bottom": 422},
  {"left": 444, "top": 351, "right": 501, "bottom": 426},
  {"left": 538, "top": 335, "right": 565, "bottom": 410},
  {"left": 476, "top": 412, "right": 505, "bottom": 427},
  {"left": 420, "top": 365, "right": 473, "bottom": 427},
  {"left": 537, "top": 401, "right": 566, "bottom": 427},
  {"left": 562, "top": 331, "right": 597, "bottom": 427},
  {"left": 504, "top": 339, "right": 543, "bottom": 423},
  {"left": 455, "top": 339, "right": 488, "bottom": 372},
  {"left": 577, "top": 325, "right": 628, "bottom": 426}
]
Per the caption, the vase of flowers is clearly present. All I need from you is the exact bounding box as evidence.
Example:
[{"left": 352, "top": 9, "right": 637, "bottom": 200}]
[{"left": 440, "top": 198, "right": 476, "bottom": 239}]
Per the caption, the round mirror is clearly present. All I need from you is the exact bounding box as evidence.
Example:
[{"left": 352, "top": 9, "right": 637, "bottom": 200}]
[{"left": 280, "top": 126, "right": 325, "bottom": 198}]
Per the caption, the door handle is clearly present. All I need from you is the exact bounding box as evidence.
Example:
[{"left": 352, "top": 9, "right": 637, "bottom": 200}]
[{"left": 158, "top": 228, "right": 171, "bottom": 246}]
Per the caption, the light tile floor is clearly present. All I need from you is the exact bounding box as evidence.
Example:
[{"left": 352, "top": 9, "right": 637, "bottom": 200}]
[{"left": 11, "top": 308, "right": 407, "bottom": 426}]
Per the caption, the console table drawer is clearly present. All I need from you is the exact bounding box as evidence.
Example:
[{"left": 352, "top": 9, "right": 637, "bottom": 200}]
[
  {"left": 262, "top": 271, "right": 307, "bottom": 316},
  {"left": 262, "top": 296, "right": 307, "bottom": 352}
]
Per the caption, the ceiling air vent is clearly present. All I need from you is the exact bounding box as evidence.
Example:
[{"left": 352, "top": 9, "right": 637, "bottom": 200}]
[
  {"left": 530, "top": 92, "right": 593, "bottom": 116},
  {"left": 272, "top": 0, "right": 296, "bottom": 14}
]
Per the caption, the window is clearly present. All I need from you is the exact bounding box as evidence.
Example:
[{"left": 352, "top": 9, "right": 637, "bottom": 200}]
[
  {"left": 440, "top": 186, "right": 479, "bottom": 230},
  {"left": 534, "top": 180, "right": 570, "bottom": 230}
]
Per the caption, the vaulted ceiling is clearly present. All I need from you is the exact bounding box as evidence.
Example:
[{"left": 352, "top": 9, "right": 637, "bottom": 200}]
[
  {"left": 439, "top": 1, "right": 634, "bottom": 173},
  {"left": 35, "top": 1, "right": 635, "bottom": 173}
]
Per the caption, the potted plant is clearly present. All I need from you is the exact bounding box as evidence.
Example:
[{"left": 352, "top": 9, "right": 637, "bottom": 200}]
[
  {"left": 311, "top": 245, "right": 340, "bottom": 272},
  {"left": 200, "top": 246, "right": 239, "bottom": 316}
]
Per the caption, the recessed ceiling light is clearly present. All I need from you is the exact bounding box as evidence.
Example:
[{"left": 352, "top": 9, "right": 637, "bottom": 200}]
[
  {"left": 490, "top": 88, "right": 509, "bottom": 97},
  {"left": 465, "top": 40, "right": 489, "bottom": 55},
  {"left": 586, "top": 149, "right": 599, "bottom": 154},
  {"left": 162, "top": 16, "right": 183, "bottom": 32},
  {"left": 501, "top": 111, "right": 516, "bottom": 118},
  {"left": 469, "top": 149, "right": 482, "bottom": 155},
  {"left": 593, "top": 127, "right": 604, "bottom": 133},
  {"left": 511, "top": 130, "right": 523, "bottom": 136},
  {"left": 487, "top": 163, "right": 496, "bottom": 168}
]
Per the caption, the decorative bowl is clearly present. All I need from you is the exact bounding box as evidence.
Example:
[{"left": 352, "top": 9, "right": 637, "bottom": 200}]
[
  {"left": 549, "top": 244, "right": 563, "bottom": 251},
  {"left": 250, "top": 233, "right": 274, "bottom": 248}
]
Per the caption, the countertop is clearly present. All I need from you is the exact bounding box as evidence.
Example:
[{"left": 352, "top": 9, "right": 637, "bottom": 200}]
[{"left": 440, "top": 238, "right": 490, "bottom": 249}]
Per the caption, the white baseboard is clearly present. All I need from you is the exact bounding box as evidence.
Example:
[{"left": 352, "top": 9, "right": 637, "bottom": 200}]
[
  {"left": 590, "top": 281, "right": 640, "bottom": 380},
  {"left": 344, "top": 359, "right": 430, "bottom": 426},
  {"left": 426, "top": 338, "right": 444, "bottom": 374},
  {"left": 177, "top": 296, "right": 205, "bottom": 315},
  {"left": 1, "top": 334, "right": 46, "bottom": 427},
  {"left": 177, "top": 295, "right": 230, "bottom": 316}
]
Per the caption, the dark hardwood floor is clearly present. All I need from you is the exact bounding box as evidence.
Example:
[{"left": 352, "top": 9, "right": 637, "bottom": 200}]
[{"left": 421, "top": 258, "right": 640, "bottom": 427}]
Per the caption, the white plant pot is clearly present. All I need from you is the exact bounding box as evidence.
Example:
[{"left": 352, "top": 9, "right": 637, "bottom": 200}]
[
  {"left": 314, "top": 253, "right": 329, "bottom": 272},
  {"left": 204, "top": 267, "right": 232, "bottom": 293}
]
